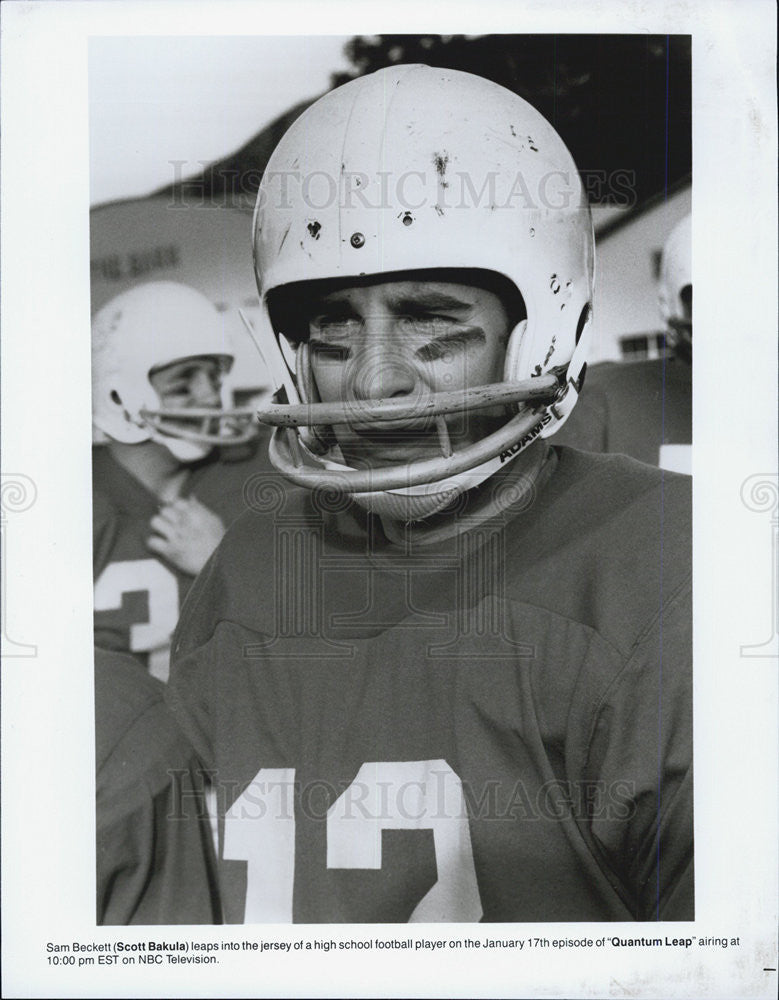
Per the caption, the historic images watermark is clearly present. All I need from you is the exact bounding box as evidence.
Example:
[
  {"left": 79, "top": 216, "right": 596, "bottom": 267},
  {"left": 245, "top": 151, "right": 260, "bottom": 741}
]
[
  {"left": 166, "top": 161, "right": 638, "bottom": 213},
  {"left": 1, "top": 473, "right": 38, "bottom": 657},
  {"left": 739, "top": 474, "right": 779, "bottom": 659},
  {"left": 170, "top": 768, "right": 637, "bottom": 824}
]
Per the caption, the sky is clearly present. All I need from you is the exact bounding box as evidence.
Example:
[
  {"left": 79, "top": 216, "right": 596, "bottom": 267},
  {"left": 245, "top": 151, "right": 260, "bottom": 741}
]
[{"left": 88, "top": 35, "right": 353, "bottom": 205}]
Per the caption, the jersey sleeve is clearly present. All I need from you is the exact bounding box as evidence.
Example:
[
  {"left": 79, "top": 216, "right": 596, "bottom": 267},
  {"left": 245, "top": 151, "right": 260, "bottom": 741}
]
[
  {"left": 566, "top": 574, "right": 693, "bottom": 920},
  {"left": 553, "top": 360, "right": 692, "bottom": 469},
  {"left": 92, "top": 490, "right": 122, "bottom": 580},
  {"left": 165, "top": 541, "right": 231, "bottom": 770},
  {"left": 92, "top": 493, "right": 139, "bottom": 658},
  {"left": 190, "top": 434, "right": 275, "bottom": 526},
  {"left": 95, "top": 650, "right": 221, "bottom": 924},
  {"left": 167, "top": 504, "right": 280, "bottom": 769}
]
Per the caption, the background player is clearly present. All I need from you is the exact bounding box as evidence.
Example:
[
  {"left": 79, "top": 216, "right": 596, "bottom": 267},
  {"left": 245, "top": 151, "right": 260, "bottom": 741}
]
[
  {"left": 658, "top": 212, "right": 693, "bottom": 363},
  {"left": 95, "top": 646, "right": 220, "bottom": 924},
  {"left": 555, "top": 213, "right": 692, "bottom": 471},
  {"left": 92, "top": 280, "right": 267, "bottom": 680},
  {"left": 168, "top": 66, "right": 692, "bottom": 923}
]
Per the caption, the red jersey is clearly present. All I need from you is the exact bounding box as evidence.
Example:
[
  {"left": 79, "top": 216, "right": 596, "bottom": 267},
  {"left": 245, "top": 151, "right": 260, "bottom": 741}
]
[
  {"left": 168, "top": 448, "right": 692, "bottom": 924},
  {"left": 95, "top": 648, "right": 220, "bottom": 924},
  {"left": 554, "top": 358, "right": 692, "bottom": 472},
  {"left": 92, "top": 440, "right": 272, "bottom": 678}
]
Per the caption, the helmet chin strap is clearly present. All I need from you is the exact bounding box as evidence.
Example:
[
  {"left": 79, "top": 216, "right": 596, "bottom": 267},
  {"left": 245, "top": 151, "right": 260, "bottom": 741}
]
[
  {"left": 347, "top": 473, "right": 470, "bottom": 521},
  {"left": 150, "top": 430, "right": 213, "bottom": 463},
  {"left": 322, "top": 426, "right": 532, "bottom": 522},
  {"left": 378, "top": 440, "right": 555, "bottom": 547}
]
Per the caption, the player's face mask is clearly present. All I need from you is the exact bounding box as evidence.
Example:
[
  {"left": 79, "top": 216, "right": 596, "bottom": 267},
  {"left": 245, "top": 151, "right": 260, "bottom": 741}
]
[
  {"left": 250, "top": 65, "right": 595, "bottom": 520},
  {"left": 145, "top": 356, "right": 234, "bottom": 462}
]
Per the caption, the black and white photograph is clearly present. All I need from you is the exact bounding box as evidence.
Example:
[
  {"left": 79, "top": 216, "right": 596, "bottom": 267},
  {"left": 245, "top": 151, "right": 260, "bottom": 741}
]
[{"left": 1, "top": 2, "right": 777, "bottom": 998}]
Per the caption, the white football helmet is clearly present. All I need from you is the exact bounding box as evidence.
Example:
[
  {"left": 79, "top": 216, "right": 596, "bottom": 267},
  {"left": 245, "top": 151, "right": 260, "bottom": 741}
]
[
  {"left": 658, "top": 213, "right": 692, "bottom": 355},
  {"left": 252, "top": 65, "right": 594, "bottom": 514},
  {"left": 92, "top": 281, "right": 256, "bottom": 460}
]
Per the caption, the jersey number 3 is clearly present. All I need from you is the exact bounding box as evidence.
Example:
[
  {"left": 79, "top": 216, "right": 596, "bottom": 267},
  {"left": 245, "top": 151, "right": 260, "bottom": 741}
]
[
  {"left": 94, "top": 559, "right": 179, "bottom": 680},
  {"left": 224, "top": 759, "right": 483, "bottom": 922}
]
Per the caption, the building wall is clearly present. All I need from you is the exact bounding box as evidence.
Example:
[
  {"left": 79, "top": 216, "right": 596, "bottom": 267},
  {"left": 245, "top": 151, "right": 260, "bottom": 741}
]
[{"left": 590, "top": 185, "right": 691, "bottom": 362}]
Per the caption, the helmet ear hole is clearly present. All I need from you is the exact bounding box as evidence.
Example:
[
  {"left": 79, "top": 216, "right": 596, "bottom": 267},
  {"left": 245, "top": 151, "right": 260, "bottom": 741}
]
[
  {"left": 110, "top": 390, "right": 122, "bottom": 405},
  {"left": 569, "top": 303, "right": 593, "bottom": 393},
  {"left": 680, "top": 284, "right": 692, "bottom": 320},
  {"left": 575, "top": 303, "right": 592, "bottom": 345}
]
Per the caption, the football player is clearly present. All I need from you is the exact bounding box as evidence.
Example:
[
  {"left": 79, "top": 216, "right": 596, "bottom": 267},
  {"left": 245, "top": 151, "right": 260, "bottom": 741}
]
[
  {"left": 92, "top": 280, "right": 267, "bottom": 680},
  {"left": 95, "top": 647, "right": 220, "bottom": 924},
  {"left": 658, "top": 212, "right": 693, "bottom": 363},
  {"left": 554, "top": 213, "right": 692, "bottom": 471},
  {"left": 168, "top": 66, "right": 692, "bottom": 923}
]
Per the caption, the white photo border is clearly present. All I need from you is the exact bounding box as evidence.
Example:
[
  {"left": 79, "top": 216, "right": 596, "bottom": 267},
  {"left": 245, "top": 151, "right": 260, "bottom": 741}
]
[{"left": 1, "top": 2, "right": 777, "bottom": 998}]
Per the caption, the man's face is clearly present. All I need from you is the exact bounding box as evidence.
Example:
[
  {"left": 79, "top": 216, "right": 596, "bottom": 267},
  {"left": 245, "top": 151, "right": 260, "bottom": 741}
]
[
  {"left": 303, "top": 277, "right": 512, "bottom": 468},
  {"left": 148, "top": 356, "right": 224, "bottom": 411},
  {"left": 147, "top": 356, "right": 225, "bottom": 445}
]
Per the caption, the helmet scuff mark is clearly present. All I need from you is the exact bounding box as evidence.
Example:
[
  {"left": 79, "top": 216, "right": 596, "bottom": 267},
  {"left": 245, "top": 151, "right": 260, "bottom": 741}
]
[{"left": 433, "top": 151, "right": 450, "bottom": 188}]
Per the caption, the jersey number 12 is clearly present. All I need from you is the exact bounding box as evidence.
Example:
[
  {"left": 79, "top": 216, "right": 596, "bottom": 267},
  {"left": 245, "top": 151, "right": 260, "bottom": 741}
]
[{"left": 223, "top": 759, "right": 483, "bottom": 922}]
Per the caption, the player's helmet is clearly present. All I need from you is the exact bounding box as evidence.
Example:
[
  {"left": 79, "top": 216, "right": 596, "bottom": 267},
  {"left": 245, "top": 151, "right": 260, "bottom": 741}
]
[
  {"left": 92, "top": 281, "right": 256, "bottom": 460},
  {"left": 252, "top": 65, "right": 594, "bottom": 511},
  {"left": 658, "top": 213, "right": 692, "bottom": 354}
]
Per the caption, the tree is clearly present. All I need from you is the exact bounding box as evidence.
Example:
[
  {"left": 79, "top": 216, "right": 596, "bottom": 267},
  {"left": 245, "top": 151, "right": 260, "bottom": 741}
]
[
  {"left": 332, "top": 34, "right": 691, "bottom": 206},
  {"left": 160, "top": 34, "right": 690, "bottom": 207}
]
